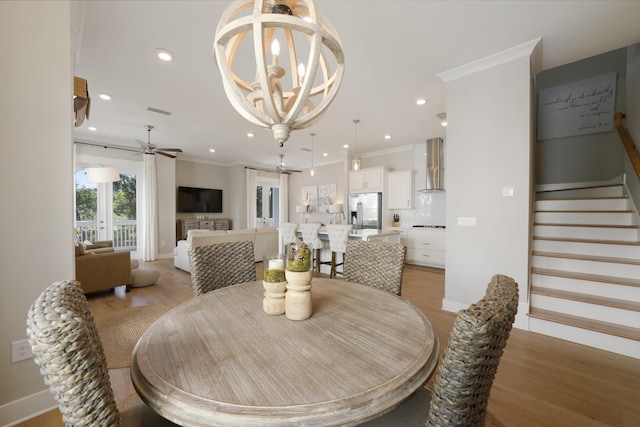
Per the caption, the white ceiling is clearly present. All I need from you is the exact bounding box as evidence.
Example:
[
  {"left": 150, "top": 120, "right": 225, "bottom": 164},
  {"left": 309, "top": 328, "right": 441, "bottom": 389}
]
[{"left": 72, "top": 1, "right": 640, "bottom": 171}]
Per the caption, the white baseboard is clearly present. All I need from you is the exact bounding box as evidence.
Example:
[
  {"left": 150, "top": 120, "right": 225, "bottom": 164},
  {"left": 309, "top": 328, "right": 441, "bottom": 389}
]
[
  {"left": 0, "top": 389, "right": 57, "bottom": 427},
  {"left": 441, "top": 299, "right": 529, "bottom": 331}
]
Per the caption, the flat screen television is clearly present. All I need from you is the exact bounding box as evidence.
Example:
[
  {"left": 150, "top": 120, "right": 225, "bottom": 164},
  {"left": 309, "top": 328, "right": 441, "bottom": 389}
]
[{"left": 177, "top": 186, "right": 223, "bottom": 213}]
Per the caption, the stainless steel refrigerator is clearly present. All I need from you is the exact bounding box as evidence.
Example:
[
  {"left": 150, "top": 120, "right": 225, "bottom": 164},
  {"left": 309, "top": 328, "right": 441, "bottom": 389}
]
[{"left": 349, "top": 192, "right": 382, "bottom": 229}]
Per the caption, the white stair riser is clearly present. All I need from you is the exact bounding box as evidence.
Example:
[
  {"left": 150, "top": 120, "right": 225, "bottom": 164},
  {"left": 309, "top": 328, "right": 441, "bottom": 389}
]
[
  {"left": 535, "top": 211, "right": 635, "bottom": 225},
  {"left": 536, "top": 198, "right": 629, "bottom": 211},
  {"left": 529, "top": 317, "right": 640, "bottom": 359},
  {"left": 533, "top": 239, "right": 640, "bottom": 258},
  {"left": 531, "top": 274, "right": 640, "bottom": 301},
  {"left": 534, "top": 225, "right": 639, "bottom": 241},
  {"left": 532, "top": 255, "right": 640, "bottom": 278},
  {"left": 537, "top": 186, "right": 624, "bottom": 199},
  {"left": 531, "top": 294, "right": 639, "bottom": 328}
]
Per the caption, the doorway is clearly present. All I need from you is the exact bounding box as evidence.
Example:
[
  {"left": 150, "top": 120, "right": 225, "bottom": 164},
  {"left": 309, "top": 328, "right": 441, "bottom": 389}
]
[
  {"left": 74, "top": 169, "right": 139, "bottom": 252},
  {"left": 256, "top": 177, "right": 280, "bottom": 227}
]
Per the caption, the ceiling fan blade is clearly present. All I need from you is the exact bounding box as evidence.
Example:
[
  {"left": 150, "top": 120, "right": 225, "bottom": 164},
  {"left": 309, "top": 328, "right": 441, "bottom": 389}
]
[
  {"left": 156, "top": 151, "right": 177, "bottom": 159},
  {"left": 135, "top": 139, "right": 147, "bottom": 148},
  {"left": 155, "top": 148, "right": 182, "bottom": 152}
]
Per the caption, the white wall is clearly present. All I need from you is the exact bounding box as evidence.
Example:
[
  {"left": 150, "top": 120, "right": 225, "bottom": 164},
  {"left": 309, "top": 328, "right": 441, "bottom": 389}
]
[
  {"left": 440, "top": 40, "right": 540, "bottom": 318},
  {"left": 0, "top": 1, "right": 73, "bottom": 422},
  {"left": 156, "top": 156, "right": 176, "bottom": 258}
]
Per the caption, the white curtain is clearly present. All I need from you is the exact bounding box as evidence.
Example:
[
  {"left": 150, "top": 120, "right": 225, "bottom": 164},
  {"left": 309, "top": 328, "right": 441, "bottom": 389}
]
[
  {"left": 279, "top": 173, "right": 288, "bottom": 224},
  {"left": 141, "top": 153, "right": 158, "bottom": 261},
  {"left": 246, "top": 168, "right": 257, "bottom": 228}
]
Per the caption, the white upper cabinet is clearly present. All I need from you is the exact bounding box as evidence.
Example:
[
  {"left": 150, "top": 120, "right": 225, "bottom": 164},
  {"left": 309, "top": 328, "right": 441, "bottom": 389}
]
[
  {"left": 387, "top": 170, "right": 413, "bottom": 209},
  {"left": 349, "top": 167, "right": 384, "bottom": 193}
]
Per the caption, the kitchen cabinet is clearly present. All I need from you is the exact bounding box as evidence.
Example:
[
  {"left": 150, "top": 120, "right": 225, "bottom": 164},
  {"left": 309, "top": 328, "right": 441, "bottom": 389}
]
[
  {"left": 405, "top": 228, "right": 445, "bottom": 268},
  {"left": 349, "top": 167, "right": 384, "bottom": 193},
  {"left": 387, "top": 170, "right": 413, "bottom": 209}
]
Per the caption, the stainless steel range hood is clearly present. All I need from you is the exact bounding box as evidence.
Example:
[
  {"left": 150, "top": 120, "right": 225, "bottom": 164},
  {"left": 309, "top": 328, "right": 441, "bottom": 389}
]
[{"left": 423, "top": 137, "right": 444, "bottom": 191}]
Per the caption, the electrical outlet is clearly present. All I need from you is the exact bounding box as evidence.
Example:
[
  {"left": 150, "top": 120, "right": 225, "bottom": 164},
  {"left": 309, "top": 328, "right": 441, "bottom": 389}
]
[{"left": 12, "top": 339, "right": 33, "bottom": 362}]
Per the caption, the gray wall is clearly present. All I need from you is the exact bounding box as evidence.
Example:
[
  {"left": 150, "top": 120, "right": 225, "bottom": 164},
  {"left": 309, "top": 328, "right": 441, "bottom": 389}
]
[
  {"left": 535, "top": 47, "right": 628, "bottom": 184},
  {"left": 624, "top": 45, "right": 640, "bottom": 208}
]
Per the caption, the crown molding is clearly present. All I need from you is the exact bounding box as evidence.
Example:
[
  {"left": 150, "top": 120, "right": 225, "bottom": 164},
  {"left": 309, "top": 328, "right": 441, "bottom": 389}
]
[{"left": 438, "top": 37, "right": 542, "bottom": 83}]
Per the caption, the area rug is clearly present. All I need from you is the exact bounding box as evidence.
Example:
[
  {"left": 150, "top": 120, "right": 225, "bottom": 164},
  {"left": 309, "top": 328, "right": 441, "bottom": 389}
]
[{"left": 96, "top": 304, "right": 170, "bottom": 369}]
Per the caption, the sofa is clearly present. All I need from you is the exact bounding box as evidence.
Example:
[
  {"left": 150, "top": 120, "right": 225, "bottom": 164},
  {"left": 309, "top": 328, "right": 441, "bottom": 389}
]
[
  {"left": 75, "top": 240, "right": 132, "bottom": 294},
  {"left": 174, "top": 227, "right": 278, "bottom": 273}
]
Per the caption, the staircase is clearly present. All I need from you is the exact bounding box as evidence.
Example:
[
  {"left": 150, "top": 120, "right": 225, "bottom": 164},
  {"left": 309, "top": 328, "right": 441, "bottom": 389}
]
[{"left": 530, "top": 183, "right": 640, "bottom": 359}]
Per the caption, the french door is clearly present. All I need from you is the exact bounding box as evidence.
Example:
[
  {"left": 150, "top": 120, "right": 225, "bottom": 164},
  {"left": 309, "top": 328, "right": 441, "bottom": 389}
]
[
  {"left": 256, "top": 177, "right": 280, "bottom": 227},
  {"left": 74, "top": 169, "right": 139, "bottom": 251}
]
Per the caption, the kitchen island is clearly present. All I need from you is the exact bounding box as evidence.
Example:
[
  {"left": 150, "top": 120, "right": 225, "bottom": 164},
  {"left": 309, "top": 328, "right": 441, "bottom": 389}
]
[
  {"left": 321, "top": 227, "right": 402, "bottom": 243},
  {"left": 282, "top": 226, "right": 403, "bottom": 275}
]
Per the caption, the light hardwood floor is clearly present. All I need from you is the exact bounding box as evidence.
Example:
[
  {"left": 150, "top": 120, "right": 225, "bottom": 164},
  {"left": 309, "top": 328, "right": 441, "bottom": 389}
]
[{"left": 19, "top": 260, "right": 640, "bottom": 426}]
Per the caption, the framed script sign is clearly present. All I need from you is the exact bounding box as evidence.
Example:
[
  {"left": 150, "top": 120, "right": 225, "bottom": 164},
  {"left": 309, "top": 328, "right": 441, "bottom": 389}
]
[{"left": 537, "top": 72, "right": 617, "bottom": 140}]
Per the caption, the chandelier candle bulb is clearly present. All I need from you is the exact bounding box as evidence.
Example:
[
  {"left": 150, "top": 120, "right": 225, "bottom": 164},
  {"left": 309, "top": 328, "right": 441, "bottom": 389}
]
[{"left": 271, "top": 39, "right": 280, "bottom": 65}]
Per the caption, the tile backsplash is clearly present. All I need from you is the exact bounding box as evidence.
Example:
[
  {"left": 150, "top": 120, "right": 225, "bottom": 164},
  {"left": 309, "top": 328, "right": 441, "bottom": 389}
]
[{"left": 392, "top": 190, "right": 446, "bottom": 227}]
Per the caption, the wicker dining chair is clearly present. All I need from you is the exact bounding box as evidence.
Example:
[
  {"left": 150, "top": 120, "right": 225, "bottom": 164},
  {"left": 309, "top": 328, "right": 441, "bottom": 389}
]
[
  {"left": 360, "top": 275, "right": 519, "bottom": 427},
  {"left": 26, "top": 280, "right": 177, "bottom": 426},
  {"left": 343, "top": 240, "right": 407, "bottom": 295},
  {"left": 188, "top": 240, "right": 256, "bottom": 297}
]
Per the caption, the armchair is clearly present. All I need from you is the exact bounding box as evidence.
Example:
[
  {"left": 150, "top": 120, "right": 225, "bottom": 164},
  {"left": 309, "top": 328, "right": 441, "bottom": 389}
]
[{"left": 75, "top": 241, "right": 131, "bottom": 293}]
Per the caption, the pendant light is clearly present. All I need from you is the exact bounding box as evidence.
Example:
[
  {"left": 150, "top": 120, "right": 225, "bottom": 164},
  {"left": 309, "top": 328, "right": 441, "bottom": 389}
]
[
  {"left": 309, "top": 132, "right": 316, "bottom": 177},
  {"left": 86, "top": 166, "right": 120, "bottom": 183},
  {"left": 352, "top": 119, "right": 361, "bottom": 171}
]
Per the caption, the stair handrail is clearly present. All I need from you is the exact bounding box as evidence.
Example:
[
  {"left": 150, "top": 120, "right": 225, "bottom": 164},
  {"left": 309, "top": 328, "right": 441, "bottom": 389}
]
[{"left": 615, "top": 112, "right": 640, "bottom": 181}]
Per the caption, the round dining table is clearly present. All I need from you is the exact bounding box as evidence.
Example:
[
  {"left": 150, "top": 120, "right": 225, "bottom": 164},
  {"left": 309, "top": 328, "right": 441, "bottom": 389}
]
[{"left": 131, "top": 277, "right": 439, "bottom": 426}]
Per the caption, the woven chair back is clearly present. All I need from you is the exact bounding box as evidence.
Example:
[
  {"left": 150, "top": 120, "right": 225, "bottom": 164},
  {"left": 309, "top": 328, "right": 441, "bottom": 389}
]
[
  {"left": 26, "top": 280, "right": 122, "bottom": 426},
  {"left": 343, "top": 240, "right": 407, "bottom": 296},
  {"left": 426, "top": 276, "right": 519, "bottom": 427},
  {"left": 279, "top": 222, "right": 300, "bottom": 245},
  {"left": 189, "top": 240, "right": 256, "bottom": 296}
]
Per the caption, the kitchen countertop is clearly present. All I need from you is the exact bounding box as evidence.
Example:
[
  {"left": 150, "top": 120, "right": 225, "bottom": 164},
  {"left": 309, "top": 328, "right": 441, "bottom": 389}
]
[{"left": 316, "top": 227, "right": 402, "bottom": 240}]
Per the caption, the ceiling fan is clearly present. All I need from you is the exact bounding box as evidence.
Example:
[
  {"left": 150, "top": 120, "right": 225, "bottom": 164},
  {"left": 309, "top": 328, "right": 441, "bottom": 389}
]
[
  {"left": 135, "top": 125, "right": 183, "bottom": 158},
  {"left": 275, "top": 154, "right": 303, "bottom": 174},
  {"left": 252, "top": 154, "right": 302, "bottom": 175}
]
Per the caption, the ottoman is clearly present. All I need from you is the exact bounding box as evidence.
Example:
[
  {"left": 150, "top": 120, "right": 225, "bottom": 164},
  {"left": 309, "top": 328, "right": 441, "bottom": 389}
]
[{"left": 131, "top": 267, "right": 160, "bottom": 288}]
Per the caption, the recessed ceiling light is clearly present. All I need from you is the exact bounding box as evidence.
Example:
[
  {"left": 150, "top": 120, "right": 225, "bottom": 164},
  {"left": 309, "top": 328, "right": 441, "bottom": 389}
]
[
  {"left": 99, "top": 93, "right": 111, "bottom": 101},
  {"left": 384, "top": 134, "right": 391, "bottom": 140},
  {"left": 343, "top": 144, "right": 349, "bottom": 148},
  {"left": 323, "top": 152, "right": 328, "bottom": 156},
  {"left": 416, "top": 98, "right": 426, "bottom": 106},
  {"left": 88, "top": 126, "right": 97, "bottom": 131},
  {"left": 247, "top": 132, "right": 254, "bottom": 138},
  {"left": 155, "top": 48, "right": 174, "bottom": 61},
  {"left": 209, "top": 149, "right": 216, "bottom": 153}
]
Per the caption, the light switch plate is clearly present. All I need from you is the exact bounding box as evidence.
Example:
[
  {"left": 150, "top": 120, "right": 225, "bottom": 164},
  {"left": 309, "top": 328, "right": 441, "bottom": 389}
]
[
  {"left": 457, "top": 217, "right": 477, "bottom": 227},
  {"left": 502, "top": 186, "right": 515, "bottom": 197}
]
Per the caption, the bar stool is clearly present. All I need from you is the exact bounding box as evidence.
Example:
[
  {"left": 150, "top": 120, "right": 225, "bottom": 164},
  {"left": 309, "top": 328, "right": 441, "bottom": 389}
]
[
  {"left": 298, "top": 222, "right": 328, "bottom": 273},
  {"left": 278, "top": 222, "right": 300, "bottom": 254},
  {"left": 325, "top": 224, "right": 353, "bottom": 278}
]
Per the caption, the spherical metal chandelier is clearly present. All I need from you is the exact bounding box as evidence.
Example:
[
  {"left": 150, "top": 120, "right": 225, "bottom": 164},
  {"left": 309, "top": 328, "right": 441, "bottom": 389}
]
[{"left": 213, "top": 0, "right": 345, "bottom": 147}]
